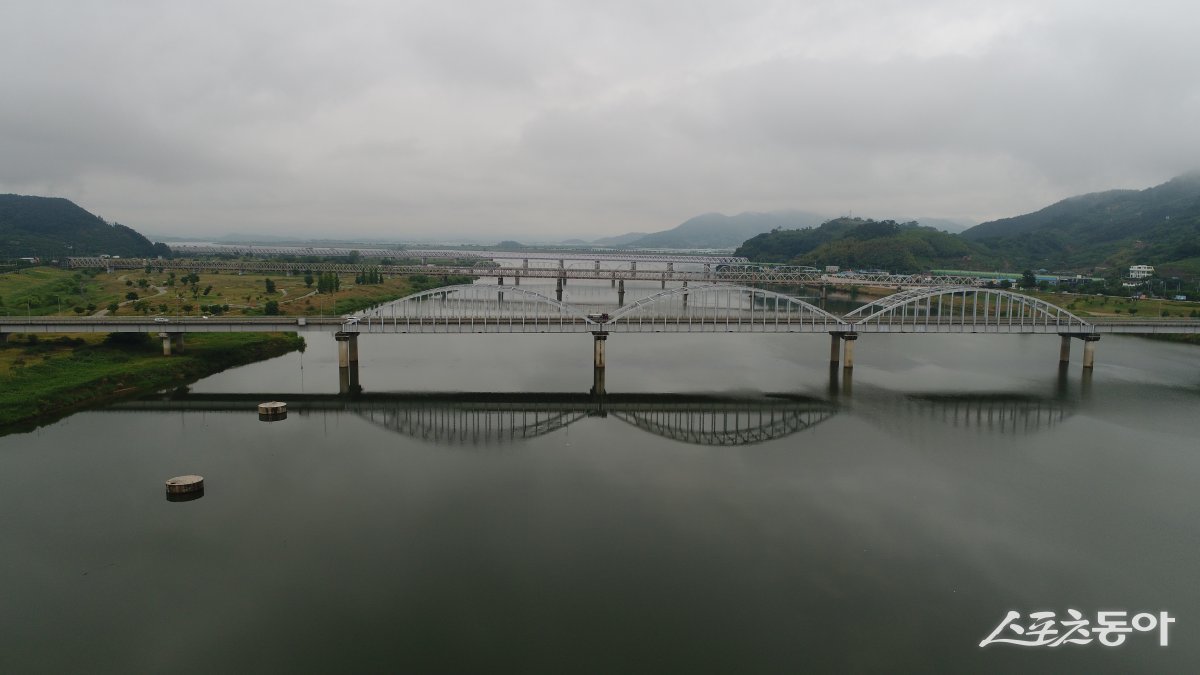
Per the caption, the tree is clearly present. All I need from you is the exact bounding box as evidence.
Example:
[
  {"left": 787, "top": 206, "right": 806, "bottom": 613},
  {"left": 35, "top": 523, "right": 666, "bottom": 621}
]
[
  {"left": 125, "top": 291, "right": 139, "bottom": 301},
  {"left": 107, "top": 302, "right": 119, "bottom": 314},
  {"left": 1019, "top": 270, "right": 1038, "bottom": 288},
  {"left": 304, "top": 272, "right": 314, "bottom": 288},
  {"left": 264, "top": 278, "right": 276, "bottom": 293},
  {"left": 264, "top": 300, "right": 280, "bottom": 315}
]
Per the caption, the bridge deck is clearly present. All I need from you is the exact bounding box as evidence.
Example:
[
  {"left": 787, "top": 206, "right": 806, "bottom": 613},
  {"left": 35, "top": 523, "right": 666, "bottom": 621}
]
[{"left": 3, "top": 316, "right": 1198, "bottom": 335}]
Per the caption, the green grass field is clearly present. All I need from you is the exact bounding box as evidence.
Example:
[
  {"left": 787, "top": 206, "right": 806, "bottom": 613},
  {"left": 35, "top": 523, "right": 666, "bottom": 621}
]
[
  {"left": 0, "top": 266, "right": 474, "bottom": 318},
  {"left": 0, "top": 332, "right": 304, "bottom": 432}
]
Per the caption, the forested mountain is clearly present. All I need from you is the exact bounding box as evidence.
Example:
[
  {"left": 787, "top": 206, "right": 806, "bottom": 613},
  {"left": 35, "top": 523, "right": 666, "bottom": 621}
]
[
  {"left": 627, "top": 210, "right": 827, "bottom": 249},
  {"left": 961, "top": 172, "right": 1200, "bottom": 273},
  {"left": 735, "top": 218, "right": 986, "bottom": 272},
  {"left": 0, "top": 194, "right": 168, "bottom": 259}
]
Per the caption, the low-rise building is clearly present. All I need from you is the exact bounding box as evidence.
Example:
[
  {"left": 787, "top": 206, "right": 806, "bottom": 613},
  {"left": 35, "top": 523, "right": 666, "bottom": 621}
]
[{"left": 1129, "top": 264, "right": 1155, "bottom": 279}]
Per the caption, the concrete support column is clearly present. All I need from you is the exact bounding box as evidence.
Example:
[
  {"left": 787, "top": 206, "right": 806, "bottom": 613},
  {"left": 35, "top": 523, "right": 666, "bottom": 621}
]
[
  {"left": 594, "top": 260, "right": 601, "bottom": 272},
  {"left": 682, "top": 281, "right": 688, "bottom": 309},
  {"left": 630, "top": 261, "right": 637, "bottom": 272},
  {"left": 335, "top": 332, "right": 360, "bottom": 395},
  {"left": 829, "top": 333, "right": 841, "bottom": 365},
  {"left": 514, "top": 272, "right": 520, "bottom": 285},
  {"left": 667, "top": 262, "right": 674, "bottom": 276},
  {"left": 661, "top": 275, "right": 666, "bottom": 289},
  {"left": 703, "top": 263, "right": 711, "bottom": 275},
  {"left": 591, "top": 332, "right": 608, "bottom": 396},
  {"left": 159, "top": 332, "right": 172, "bottom": 356},
  {"left": 335, "top": 332, "right": 359, "bottom": 365},
  {"left": 593, "top": 331, "right": 607, "bottom": 368},
  {"left": 171, "top": 333, "right": 185, "bottom": 354},
  {"left": 617, "top": 279, "right": 625, "bottom": 307},
  {"left": 1059, "top": 334, "right": 1072, "bottom": 363},
  {"left": 842, "top": 333, "right": 859, "bottom": 369},
  {"left": 556, "top": 278, "right": 563, "bottom": 302},
  {"left": 498, "top": 276, "right": 504, "bottom": 286},
  {"left": 1082, "top": 335, "right": 1099, "bottom": 370},
  {"left": 523, "top": 259, "right": 529, "bottom": 269}
]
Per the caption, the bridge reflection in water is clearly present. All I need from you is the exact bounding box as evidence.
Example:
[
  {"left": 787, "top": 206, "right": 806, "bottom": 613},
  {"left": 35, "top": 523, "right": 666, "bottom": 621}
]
[{"left": 111, "top": 383, "right": 1079, "bottom": 447}]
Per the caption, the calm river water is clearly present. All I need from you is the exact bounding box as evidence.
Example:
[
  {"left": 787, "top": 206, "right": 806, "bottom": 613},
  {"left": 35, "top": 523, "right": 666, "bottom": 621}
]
[{"left": 2, "top": 278, "right": 1199, "bottom": 673}]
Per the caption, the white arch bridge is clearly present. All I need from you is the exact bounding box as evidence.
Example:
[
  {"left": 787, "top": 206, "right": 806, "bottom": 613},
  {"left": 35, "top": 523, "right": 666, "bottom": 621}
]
[{"left": 5, "top": 285, "right": 1199, "bottom": 393}]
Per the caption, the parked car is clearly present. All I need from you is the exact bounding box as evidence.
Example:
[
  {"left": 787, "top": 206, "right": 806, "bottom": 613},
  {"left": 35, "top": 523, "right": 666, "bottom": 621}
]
[{"left": 153, "top": 316, "right": 170, "bottom": 323}]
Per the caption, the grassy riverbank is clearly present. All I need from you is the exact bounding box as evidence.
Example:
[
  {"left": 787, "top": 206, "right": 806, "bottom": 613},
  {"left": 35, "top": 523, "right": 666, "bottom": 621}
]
[{"left": 0, "top": 332, "right": 304, "bottom": 433}]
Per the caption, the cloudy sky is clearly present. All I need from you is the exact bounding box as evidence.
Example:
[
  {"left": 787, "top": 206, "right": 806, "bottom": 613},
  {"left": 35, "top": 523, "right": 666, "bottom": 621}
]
[{"left": 2, "top": 0, "right": 1198, "bottom": 240}]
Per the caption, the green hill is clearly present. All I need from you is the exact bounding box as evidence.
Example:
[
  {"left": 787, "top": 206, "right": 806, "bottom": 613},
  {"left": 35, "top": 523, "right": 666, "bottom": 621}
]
[
  {"left": 961, "top": 172, "right": 1200, "bottom": 274},
  {"left": 735, "top": 218, "right": 987, "bottom": 272},
  {"left": 0, "top": 194, "right": 167, "bottom": 260}
]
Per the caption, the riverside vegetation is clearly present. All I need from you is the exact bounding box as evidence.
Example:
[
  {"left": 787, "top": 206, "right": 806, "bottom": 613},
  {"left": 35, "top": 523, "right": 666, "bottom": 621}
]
[
  {"left": 0, "top": 266, "right": 471, "bottom": 433},
  {"left": 0, "top": 332, "right": 304, "bottom": 433}
]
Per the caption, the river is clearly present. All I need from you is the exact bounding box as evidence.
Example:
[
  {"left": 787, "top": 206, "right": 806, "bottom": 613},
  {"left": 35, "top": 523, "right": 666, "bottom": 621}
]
[{"left": 1, "top": 276, "right": 1198, "bottom": 673}]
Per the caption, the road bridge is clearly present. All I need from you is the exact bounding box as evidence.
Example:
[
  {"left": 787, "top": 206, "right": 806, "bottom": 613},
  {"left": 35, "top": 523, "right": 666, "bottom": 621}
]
[
  {"left": 67, "top": 257, "right": 985, "bottom": 288},
  {"left": 5, "top": 285, "right": 1198, "bottom": 393},
  {"left": 163, "top": 244, "right": 749, "bottom": 264}
]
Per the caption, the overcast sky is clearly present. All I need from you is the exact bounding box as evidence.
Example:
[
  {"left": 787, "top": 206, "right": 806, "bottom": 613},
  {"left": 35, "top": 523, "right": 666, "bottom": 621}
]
[{"left": 2, "top": 0, "right": 1198, "bottom": 241}]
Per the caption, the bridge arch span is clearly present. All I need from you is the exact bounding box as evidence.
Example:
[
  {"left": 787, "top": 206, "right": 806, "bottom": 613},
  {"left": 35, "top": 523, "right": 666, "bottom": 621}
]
[
  {"left": 606, "top": 284, "right": 847, "bottom": 330},
  {"left": 356, "top": 283, "right": 601, "bottom": 327},
  {"left": 844, "top": 285, "right": 1091, "bottom": 331}
]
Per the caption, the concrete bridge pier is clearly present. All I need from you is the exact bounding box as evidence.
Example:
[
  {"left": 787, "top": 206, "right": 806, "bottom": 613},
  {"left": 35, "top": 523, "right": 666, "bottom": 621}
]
[
  {"left": 682, "top": 281, "right": 688, "bottom": 309},
  {"left": 1059, "top": 334, "right": 1072, "bottom": 363},
  {"left": 617, "top": 279, "right": 625, "bottom": 307},
  {"left": 335, "top": 332, "right": 360, "bottom": 395},
  {"left": 841, "top": 333, "right": 859, "bottom": 369},
  {"left": 611, "top": 274, "right": 616, "bottom": 288},
  {"left": 591, "top": 331, "right": 608, "bottom": 396},
  {"left": 523, "top": 259, "right": 529, "bottom": 269},
  {"left": 829, "top": 333, "right": 841, "bottom": 366},
  {"left": 661, "top": 275, "right": 666, "bottom": 289},
  {"left": 1082, "top": 335, "right": 1099, "bottom": 369},
  {"left": 556, "top": 278, "right": 563, "bottom": 302},
  {"left": 497, "top": 276, "right": 504, "bottom": 285},
  {"left": 630, "top": 261, "right": 637, "bottom": 273},
  {"left": 159, "top": 332, "right": 184, "bottom": 356},
  {"left": 514, "top": 272, "right": 520, "bottom": 286},
  {"left": 704, "top": 263, "right": 711, "bottom": 276}
]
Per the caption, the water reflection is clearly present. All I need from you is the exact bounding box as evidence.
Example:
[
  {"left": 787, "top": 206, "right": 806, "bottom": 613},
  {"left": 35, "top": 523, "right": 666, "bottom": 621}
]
[{"left": 110, "top": 378, "right": 1089, "bottom": 447}]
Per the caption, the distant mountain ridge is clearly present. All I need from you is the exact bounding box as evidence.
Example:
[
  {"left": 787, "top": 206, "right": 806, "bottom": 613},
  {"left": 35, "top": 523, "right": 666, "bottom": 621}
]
[
  {"left": 0, "top": 194, "right": 166, "bottom": 259},
  {"left": 621, "top": 210, "right": 829, "bottom": 249}
]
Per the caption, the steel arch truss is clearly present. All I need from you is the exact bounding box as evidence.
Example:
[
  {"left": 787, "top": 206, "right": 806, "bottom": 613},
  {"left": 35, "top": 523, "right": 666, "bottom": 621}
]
[
  {"left": 612, "top": 407, "right": 835, "bottom": 445},
  {"left": 351, "top": 284, "right": 600, "bottom": 333},
  {"left": 605, "top": 284, "right": 847, "bottom": 333},
  {"left": 844, "top": 285, "right": 1091, "bottom": 332},
  {"left": 355, "top": 406, "right": 586, "bottom": 446}
]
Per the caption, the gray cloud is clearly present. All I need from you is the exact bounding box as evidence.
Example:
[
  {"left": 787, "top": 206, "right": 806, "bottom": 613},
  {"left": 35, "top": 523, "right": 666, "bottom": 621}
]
[{"left": 1, "top": 0, "right": 1198, "bottom": 239}]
